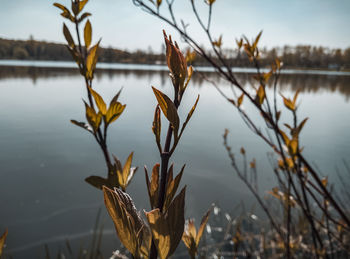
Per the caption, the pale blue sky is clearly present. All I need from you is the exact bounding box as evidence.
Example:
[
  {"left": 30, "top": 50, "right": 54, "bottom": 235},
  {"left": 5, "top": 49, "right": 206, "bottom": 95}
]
[{"left": 0, "top": 0, "right": 349, "bottom": 52}]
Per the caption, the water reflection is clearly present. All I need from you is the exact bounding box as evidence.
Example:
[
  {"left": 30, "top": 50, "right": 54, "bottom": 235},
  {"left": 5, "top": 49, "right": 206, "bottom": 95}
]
[
  {"left": 0, "top": 65, "right": 349, "bottom": 258},
  {"left": 1, "top": 66, "right": 349, "bottom": 99}
]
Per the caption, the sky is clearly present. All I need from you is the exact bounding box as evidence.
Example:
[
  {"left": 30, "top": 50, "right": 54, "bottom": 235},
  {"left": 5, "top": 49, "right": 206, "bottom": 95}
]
[{"left": 0, "top": 0, "right": 349, "bottom": 52}]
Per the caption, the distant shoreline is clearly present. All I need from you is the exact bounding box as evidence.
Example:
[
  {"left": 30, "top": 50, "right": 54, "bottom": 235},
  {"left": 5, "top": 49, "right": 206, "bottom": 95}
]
[{"left": 0, "top": 59, "right": 350, "bottom": 76}]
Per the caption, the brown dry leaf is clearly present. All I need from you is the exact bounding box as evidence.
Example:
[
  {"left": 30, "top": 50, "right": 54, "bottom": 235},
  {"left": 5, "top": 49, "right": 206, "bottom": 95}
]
[
  {"left": 63, "top": 24, "right": 74, "bottom": 48},
  {"left": 152, "top": 87, "right": 179, "bottom": 136},
  {"left": 103, "top": 187, "right": 147, "bottom": 257}
]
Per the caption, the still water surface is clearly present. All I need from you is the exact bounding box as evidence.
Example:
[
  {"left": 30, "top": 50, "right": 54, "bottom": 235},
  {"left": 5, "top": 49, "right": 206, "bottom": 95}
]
[{"left": 0, "top": 64, "right": 349, "bottom": 258}]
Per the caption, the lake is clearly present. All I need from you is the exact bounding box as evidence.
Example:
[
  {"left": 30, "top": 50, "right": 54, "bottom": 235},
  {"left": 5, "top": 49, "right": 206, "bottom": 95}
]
[{"left": 0, "top": 61, "right": 349, "bottom": 258}]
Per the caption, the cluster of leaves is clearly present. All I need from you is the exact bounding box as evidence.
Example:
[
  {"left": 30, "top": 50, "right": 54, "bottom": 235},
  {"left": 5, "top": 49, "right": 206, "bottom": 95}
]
[
  {"left": 55, "top": 1, "right": 210, "bottom": 258},
  {"left": 103, "top": 32, "right": 209, "bottom": 259},
  {"left": 54, "top": 0, "right": 138, "bottom": 191},
  {"left": 131, "top": 0, "right": 350, "bottom": 257}
]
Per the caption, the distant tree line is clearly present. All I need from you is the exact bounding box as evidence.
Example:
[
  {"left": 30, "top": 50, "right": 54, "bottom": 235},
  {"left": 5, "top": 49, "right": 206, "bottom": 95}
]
[{"left": 1, "top": 38, "right": 349, "bottom": 70}]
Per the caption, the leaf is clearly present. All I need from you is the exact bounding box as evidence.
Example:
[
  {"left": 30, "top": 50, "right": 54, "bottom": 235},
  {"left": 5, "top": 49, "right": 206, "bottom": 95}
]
[
  {"left": 88, "top": 87, "right": 106, "bottom": 115},
  {"left": 207, "top": 0, "right": 216, "bottom": 5},
  {"left": 256, "top": 85, "right": 265, "bottom": 105},
  {"left": 163, "top": 164, "right": 185, "bottom": 211},
  {"left": 145, "top": 164, "right": 160, "bottom": 209},
  {"left": 106, "top": 101, "right": 126, "bottom": 125},
  {"left": 180, "top": 95, "right": 199, "bottom": 136},
  {"left": 321, "top": 177, "right": 328, "bottom": 187},
  {"left": 145, "top": 187, "right": 186, "bottom": 259},
  {"left": 152, "top": 87, "right": 179, "bottom": 136},
  {"left": 54, "top": 3, "right": 74, "bottom": 22},
  {"left": 240, "top": 147, "right": 245, "bottom": 155},
  {"left": 293, "top": 89, "right": 300, "bottom": 106},
  {"left": 163, "top": 31, "right": 187, "bottom": 91},
  {"left": 71, "top": 1, "right": 79, "bottom": 15},
  {"left": 103, "top": 187, "right": 145, "bottom": 257},
  {"left": 253, "top": 30, "right": 263, "bottom": 50},
  {"left": 110, "top": 88, "right": 123, "bottom": 106},
  {"left": 281, "top": 94, "right": 295, "bottom": 111},
  {"left": 196, "top": 209, "right": 211, "bottom": 245},
  {"left": 296, "top": 117, "right": 308, "bottom": 136},
  {"left": 156, "top": 0, "right": 162, "bottom": 7},
  {"left": 183, "top": 66, "right": 193, "bottom": 91},
  {"left": 86, "top": 41, "right": 100, "bottom": 79},
  {"left": 78, "top": 12, "right": 91, "bottom": 23},
  {"left": 118, "top": 152, "right": 137, "bottom": 191},
  {"left": 152, "top": 105, "right": 161, "bottom": 151},
  {"left": 237, "top": 93, "right": 244, "bottom": 107},
  {"left": 70, "top": 119, "right": 92, "bottom": 133},
  {"left": 79, "top": 0, "right": 89, "bottom": 12},
  {"left": 84, "top": 20, "right": 92, "bottom": 49},
  {"left": 289, "top": 138, "right": 298, "bottom": 156},
  {"left": 0, "top": 229, "right": 8, "bottom": 257},
  {"left": 279, "top": 130, "right": 290, "bottom": 146},
  {"left": 236, "top": 38, "right": 243, "bottom": 49},
  {"left": 63, "top": 24, "right": 74, "bottom": 48},
  {"left": 212, "top": 35, "right": 222, "bottom": 48},
  {"left": 84, "top": 101, "right": 102, "bottom": 133},
  {"left": 85, "top": 175, "right": 109, "bottom": 189}
]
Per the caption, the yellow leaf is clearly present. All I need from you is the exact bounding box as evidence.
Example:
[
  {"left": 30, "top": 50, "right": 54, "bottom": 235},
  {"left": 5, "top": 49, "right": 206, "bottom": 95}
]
[
  {"left": 156, "top": 0, "right": 162, "bottom": 7},
  {"left": 106, "top": 101, "right": 126, "bottom": 125},
  {"left": 321, "top": 177, "right": 328, "bottom": 187},
  {"left": 152, "top": 87, "right": 179, "bottom": 136},
  {"left": 237, "top": 93, "right": 244, "bottom": 107},
  {"left": 183, "top": 66, "right": 193, "bottom": 91},
  {"left": 179, "top": 95, "right": 199, "bottom": 138},
  {"left": 0, "top": 229, "right": 8, "bottom": 257},
  {"left": 185, "top": 50, "right": 196, "bottom": 64},
  {"left": 196, "top": 209, "right": 211, "bottom": 245},
  {"left": 293, "top": 89, "right": 300, "bottom": 106},
  {"left": 84, "top": 19, "right": 92, "bottom": 49},
  {"left": 236, "top": 38, "right": 243, "bottom": 49},
  {"left": 206, "top": 0, "right": 216, "bottom": 5},
  {"left": 63, "top": 23, "right": 74, "bottom": 48},
  {"left": 257, "top": 85, "right": 265, "bottom": 105},
  {"left": 281, "top": 94, "right": 295, "bottom": 111},
  {"left": 86, "top": 41, "right": 100, "bottom": 79},
  {"left": 88, "top": 87, "right": 106, "bottom": 115},
  {"left": 253, "top": 30, "right": 263, "bottom": 50},
  {"left": 84, "top": 101, "right": 101, "bottom": 133},
  {"left": 279, "top": 130, "right": 290, "bottom": 146},
  {"left": 118, "top": 152, "right": 136, "bottom": 191},
  {"left": 212, "top": 35, "right": 222, "bottom": 48},
  {"left": 288, "top": 138, "right": 298, "bottom": 155},
  {"left": 78, "top": 0, "right": 89, "bottom": 12}
]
